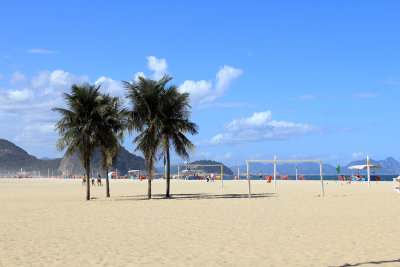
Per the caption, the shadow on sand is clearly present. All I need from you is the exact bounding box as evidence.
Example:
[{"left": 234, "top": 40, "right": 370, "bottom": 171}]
[
  {"left": 329, "top": 259, "right": 399, "bottom": 266},
  {"left": 114, "top": 192, "right": 275, "bottom": 201}
]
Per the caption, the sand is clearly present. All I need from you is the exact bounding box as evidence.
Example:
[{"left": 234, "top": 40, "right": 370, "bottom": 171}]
[{"left": 0, "top": 178, "right": 399, "bottom": 267}]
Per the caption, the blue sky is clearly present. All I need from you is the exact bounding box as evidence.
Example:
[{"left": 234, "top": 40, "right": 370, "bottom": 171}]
[{"left": 1, "top": 0, "right": 400, "bottom": 166}]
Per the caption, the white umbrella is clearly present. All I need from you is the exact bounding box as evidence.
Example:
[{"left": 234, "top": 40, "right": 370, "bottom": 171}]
[{"left": 348, "top": 164, "right": 382, "bottom": 170}]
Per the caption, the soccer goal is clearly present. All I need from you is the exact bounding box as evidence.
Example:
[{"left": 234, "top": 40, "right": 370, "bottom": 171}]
[
  {"left": 170, "top": 164, "right": 224, "bottom": 188},
  {"left": 246, "top": 156, "right": 325, "bottom": 198}
]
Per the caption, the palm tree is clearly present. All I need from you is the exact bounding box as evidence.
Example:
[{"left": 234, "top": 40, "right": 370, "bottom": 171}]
[
  {"left": 53, "top": 83, "right": 107, "bottom": 200},
  {"left": 98, "top": 95, "right": 127, "bottom": 197},
  {"left": 124, "top": 76, "right": 164, "bottom": 199},
  {"left": 158, "top": 77, "right": 198, "bottom": 197}
]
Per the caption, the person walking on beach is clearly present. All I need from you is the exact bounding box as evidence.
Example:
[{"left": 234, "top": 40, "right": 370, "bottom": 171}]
[
  {"left": 97, "top": 175, "right": 103, "bottom": 186},
  {"left": 91, "top": 175, "right": 95, "bottom": 186},
  {"left": 211, "top": 172, "right": 215, "bottom": 182},
  {"left": 260, "top": 171, "right": 262, "bottom": 180},
  {"left": 82, "top": 175, "right": 86, "bottom": 186}
]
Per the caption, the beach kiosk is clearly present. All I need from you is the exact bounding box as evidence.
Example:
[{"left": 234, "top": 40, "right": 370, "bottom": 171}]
[{"left": 348, "top": 163, "right": 382, "bottom": 185}]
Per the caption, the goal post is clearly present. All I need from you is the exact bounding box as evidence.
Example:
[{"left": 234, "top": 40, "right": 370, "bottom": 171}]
[
  {"left": 170, "top": 164, "right": 224, "bottom": 188},
  {"left": 246, "top": 156, "right": 325, "bottom": 198}
]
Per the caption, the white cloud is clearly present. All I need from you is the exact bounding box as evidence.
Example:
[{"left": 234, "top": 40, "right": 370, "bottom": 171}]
[
  {"left": 49, "top": 70, "right": 88, "bottom": 88},
  {"left": 1, "top": 69, "right": 124, "bottom": 155},
  {"left": 179, "top": 65, "right": 243, "bottom": 106},
  {"left": 134, "top": 72, "right": 146, "bottom": 82},
  {"left": 215, "top": 65, "right": 243, "bottom": 96},
  {"left": 203, "top": 110, "right": 318, "bottom": 145},
  {"left": 8, "top": 89, "right": 34, "bottom": 101},
  {"left": 30, "top": 70, "right": 88, "bottom": 90},
  {"left": 0, "top": 70, "right": 90, "bottom": 125},
  {"left": 352, "top": 152, "right": 365, "bottom": 158},
  {"left": 11, "top": 71, "right": 26, "bottom": 84},
  {"left": 226, "top": 111, "right": 272, "bottom": 131},
  {"left": 31, "top": 71, "right": 50, "bottom": 88},
  {"left": 94, "top": 76, "right": 124, "bottom": 96},
  {"left": 146, "top": 56, "right": 168, "bottom": 80},
  {"left": 14, "top": 123, "right": 57, "bottom": 147},
  {"left": 27, "top": 48, "right": 58, "bottom": 54},
  {"left": 179, "top": 80, "right": 213, "bottom": 104},
  {"left": 133, "top": 56, "right": 168, "bottom": 82},
  {"left": 132, "top": 58, "right": 242, "bottom": 107}
]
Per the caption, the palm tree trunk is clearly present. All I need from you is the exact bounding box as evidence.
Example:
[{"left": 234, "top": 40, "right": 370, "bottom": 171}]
[
  {"left": 106, "top": 167, "right": 110, "bottom": 197},
  {"left": 147, "top": 156, "right": 152, "bottom": 199},
  {"left": 86, "top": 164, "right": 90, "bottom": 201},
  {"left": 148, "top": 175, "right": 152, "bottom": 199},
  {"left": 166, "top": 145, "right": 171, "bottom": 197},
  {"left": 147, "top": 161, "right": 153, "bottom": 199}
]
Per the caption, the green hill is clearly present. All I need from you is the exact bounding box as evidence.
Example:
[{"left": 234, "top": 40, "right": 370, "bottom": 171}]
[
  {"left": 0, "top": 139, "right": 61, "bottom": 174},
  {"left": 58, "top": 146, "right": 146, "bottom": 176},
  {"left": 189, "top": 160, "right": 233, "bottom": 175},
  {"left": 0, "top": 139, "right": 146, "bottom": 177},
  {"left": 158, "top": 160, "right": 233, "bottom": 175}
]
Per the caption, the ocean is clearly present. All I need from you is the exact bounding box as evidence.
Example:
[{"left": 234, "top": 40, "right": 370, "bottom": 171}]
[{"left": 222, "top": 174, "right": 398, "bottom": 181}]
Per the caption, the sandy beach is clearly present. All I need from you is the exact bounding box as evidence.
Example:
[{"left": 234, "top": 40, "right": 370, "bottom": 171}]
[{"left": 0, "top": 179, "right": 399, "bottom": 266}]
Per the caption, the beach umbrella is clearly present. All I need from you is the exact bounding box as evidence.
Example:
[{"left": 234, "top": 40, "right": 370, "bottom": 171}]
[{"left": 348, "top": 165, "right": 382, "bottom": 170}]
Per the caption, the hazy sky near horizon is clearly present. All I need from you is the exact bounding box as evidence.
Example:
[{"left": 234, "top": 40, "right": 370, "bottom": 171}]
[{"left": 1, "top": 0, "right": 400, "bottom": 166}]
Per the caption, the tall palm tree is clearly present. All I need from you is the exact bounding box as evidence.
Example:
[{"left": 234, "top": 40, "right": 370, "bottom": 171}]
[
  {"left": 158, "top": 77, "right": 198, "bottom": 197},
  {"left": 98, "top": 95, "right": 127, "bottom": 198},
  {"left": 53, "top": 84, "right": 107, "bottom": 200},
  {"left": 124, "top": 76, "right": 164, "bottom": 199}
]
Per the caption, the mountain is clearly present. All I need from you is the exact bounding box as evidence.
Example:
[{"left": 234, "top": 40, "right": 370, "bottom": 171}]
[
  {"left": 2, "top": 138, "right": 400, "bottom": 176},
  {"left": 233, "top": 157, "right": 400, "bottom": 175},
  {"left": 0, "top": 139, "right": 61, "bottom": 174},
  {"left": 58, "top": 146, "right": 146, "bottom": 176},
  {"left": 0, "top": 139, "right": 146, "bottom": 176},
  {"left": 342, "top": 157, "right": 400, "bottom": 175},
  {"left": 157, "top": 160, "right": 233, "bottom": 175}
]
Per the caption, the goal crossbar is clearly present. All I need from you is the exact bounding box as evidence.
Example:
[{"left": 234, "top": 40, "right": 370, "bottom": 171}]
[{"left": 246, "top": 156, "right": 325, "bottom": 198}]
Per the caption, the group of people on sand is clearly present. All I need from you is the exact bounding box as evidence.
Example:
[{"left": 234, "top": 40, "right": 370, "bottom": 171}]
[{"left": 82, "top": 175, "right": 103, "bottom": 186}]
